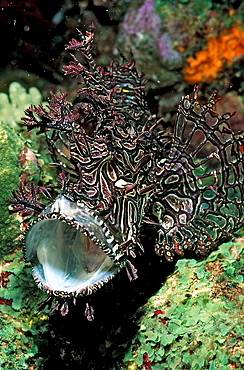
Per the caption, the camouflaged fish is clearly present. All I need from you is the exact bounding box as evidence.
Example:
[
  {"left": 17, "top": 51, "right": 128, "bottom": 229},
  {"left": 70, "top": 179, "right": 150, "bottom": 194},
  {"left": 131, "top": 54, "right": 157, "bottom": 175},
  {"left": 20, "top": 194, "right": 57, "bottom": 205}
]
[{"left": 8, "top": 26, "right": 244, "bottom": 315}]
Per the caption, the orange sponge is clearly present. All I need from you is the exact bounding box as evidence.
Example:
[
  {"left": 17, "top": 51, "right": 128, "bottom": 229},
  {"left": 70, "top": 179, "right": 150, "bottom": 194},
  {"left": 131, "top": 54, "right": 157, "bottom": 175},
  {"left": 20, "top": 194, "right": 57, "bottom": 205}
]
[{"left": 184, "top": 24, "right": 244, "bottom": 84}]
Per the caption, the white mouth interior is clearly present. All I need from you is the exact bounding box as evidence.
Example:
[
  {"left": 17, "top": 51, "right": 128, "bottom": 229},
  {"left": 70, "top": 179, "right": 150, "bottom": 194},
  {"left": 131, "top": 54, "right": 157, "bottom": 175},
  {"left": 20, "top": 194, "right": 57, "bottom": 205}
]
[{"left": 25, "top": 219, "right": 119, "bottom": 293}]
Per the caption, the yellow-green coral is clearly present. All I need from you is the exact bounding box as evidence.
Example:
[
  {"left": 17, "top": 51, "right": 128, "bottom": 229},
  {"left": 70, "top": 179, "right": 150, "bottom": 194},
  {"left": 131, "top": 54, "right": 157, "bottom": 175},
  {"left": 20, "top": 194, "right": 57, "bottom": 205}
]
[
  {"left": 0, "top": 84, "right": 50, "bottom": 369},
  {"left": 0, "top": 249, "right": 49, "bottom": 369},
  {"left": 0, "top": 120, "right": 23, "bottom": 258},
  {"left": 122, "top": 239, "right": 244, "bottom": 369},
  {"left": 0, "top": 82, "right": 49, "bottom": 257},
  {"left": 0, "top": 82, "right": 43, "bottom": 130}
]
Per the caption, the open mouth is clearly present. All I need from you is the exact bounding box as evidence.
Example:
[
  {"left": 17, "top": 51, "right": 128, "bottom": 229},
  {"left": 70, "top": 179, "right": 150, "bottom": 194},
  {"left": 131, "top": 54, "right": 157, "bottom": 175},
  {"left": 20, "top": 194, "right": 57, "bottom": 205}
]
[{"left": 24, "top": 195, "right": 124, "bottom": 297}]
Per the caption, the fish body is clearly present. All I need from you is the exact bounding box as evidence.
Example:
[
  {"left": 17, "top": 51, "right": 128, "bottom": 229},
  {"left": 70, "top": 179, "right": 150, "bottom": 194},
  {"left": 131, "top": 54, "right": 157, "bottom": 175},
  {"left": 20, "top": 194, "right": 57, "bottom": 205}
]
[{"left": 8, "top": 27, "right": 244, "bottom": 314}]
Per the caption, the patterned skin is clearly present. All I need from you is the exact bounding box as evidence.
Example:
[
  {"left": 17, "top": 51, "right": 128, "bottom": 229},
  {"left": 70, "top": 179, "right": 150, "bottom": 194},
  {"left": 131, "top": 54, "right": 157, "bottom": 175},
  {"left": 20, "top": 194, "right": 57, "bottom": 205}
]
[{"left": 8, "top": 26, "right": 244, "bottom": 315}]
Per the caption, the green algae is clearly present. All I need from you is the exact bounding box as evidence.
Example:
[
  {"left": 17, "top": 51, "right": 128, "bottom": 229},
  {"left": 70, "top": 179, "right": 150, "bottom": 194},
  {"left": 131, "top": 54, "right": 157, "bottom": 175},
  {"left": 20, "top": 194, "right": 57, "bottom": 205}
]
[{"left": 122, "top": 239, "right": 244, "bottom": 370}]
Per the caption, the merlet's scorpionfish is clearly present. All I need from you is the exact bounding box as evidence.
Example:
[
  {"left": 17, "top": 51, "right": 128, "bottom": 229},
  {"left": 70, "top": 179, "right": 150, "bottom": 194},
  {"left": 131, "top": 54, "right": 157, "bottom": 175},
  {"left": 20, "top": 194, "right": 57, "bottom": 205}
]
[{"left": 8, "top": 27, "right": 244, "bottom": 316}]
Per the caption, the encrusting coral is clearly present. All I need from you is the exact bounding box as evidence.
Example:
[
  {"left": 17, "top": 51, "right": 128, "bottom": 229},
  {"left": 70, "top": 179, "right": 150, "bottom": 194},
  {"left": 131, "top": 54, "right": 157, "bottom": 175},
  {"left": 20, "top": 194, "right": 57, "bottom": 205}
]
[
  {"left": 184, "top": 23, "right": 244, "bottom": 84},
  {"left": 0, "top": 249, "right": 49, "bottom": 369},
  {"left": 0, "top": 81, "right": 48, "bottom": 257},
  {"left": 0, "top": 83, "right": 49, "bottom": 369},
  {"left": 0, "top": 119, "right": 23, "bottom": 258},
  {"left": 0, "top": 129, "right": 49, "bottom": 369},
  {"left": 121, "top": 238, "right": 244, "bottom": 369}
]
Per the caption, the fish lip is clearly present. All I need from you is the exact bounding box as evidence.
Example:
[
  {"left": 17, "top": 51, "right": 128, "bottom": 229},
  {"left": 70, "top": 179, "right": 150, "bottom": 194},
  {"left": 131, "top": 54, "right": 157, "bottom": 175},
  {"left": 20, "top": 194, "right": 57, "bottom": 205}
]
[{"left": 23, "top": 195, "right": 125, "bottom": 298}]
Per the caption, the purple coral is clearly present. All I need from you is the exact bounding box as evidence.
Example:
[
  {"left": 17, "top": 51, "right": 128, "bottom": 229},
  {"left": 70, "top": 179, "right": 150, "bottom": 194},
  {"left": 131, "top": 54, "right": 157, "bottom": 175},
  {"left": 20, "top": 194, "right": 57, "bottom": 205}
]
[
  {"left": 124, "top": 0, "right": 159, "bottom": 36},
  {"left": 158, "top": 33, "right": 182, "bottom": 63},
  {"left": 121, "top": 0, "right": 182, "bottom": 64}
]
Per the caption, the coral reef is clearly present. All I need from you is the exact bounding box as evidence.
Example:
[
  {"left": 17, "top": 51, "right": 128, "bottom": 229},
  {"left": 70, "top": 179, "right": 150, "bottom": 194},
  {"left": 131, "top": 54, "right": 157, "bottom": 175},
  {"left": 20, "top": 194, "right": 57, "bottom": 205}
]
[
  {"left": 184, "top": 23, "right": 244, "bottom": 84},
  {"left": 0, "top": 82, "right": 43, "bottom": 130},
  {"left": 116, "top": 0, "right": 244, "bottom": 119},
  {"left": 1, "top": 2, "right": 244, "bottom": 367},
  {"left": 122, "top": 238, "right": 244, "bottom": 369}
]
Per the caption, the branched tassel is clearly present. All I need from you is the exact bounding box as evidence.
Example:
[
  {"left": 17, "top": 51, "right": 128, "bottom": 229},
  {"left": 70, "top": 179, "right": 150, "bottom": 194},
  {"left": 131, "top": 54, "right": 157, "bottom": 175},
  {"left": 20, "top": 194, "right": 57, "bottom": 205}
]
[
  {"left": 126, "top": 260, "right": 138, "bottom": 281},
  {"left": 84, "top": 302, "right": 95, "bottom": 321}
]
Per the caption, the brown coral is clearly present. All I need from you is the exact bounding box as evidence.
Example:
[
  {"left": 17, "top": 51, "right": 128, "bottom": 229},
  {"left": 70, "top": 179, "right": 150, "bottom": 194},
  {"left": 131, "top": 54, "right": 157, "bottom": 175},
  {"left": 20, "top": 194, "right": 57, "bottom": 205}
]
[{"left": 184, "top": 24, "right": 244, "bottom": 84}]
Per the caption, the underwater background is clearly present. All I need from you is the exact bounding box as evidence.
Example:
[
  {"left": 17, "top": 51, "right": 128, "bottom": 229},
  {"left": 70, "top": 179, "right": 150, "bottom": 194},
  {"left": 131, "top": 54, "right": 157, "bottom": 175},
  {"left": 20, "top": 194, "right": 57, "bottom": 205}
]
[{"left": 0, "top": 1, "right": 244, "bottom": 369}]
